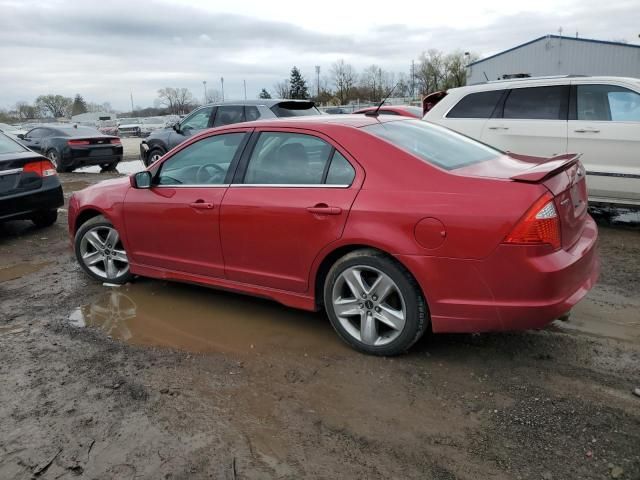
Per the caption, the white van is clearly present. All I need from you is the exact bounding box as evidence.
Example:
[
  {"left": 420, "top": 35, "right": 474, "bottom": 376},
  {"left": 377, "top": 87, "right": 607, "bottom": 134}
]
[{"left": 423, "top": 76, "right": 640, "bottom": 207}]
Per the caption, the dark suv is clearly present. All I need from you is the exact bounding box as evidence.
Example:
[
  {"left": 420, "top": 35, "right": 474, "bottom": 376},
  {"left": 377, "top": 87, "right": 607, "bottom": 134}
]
[{"left": 140, "top": 99, "right": 320, "bottom": 166}]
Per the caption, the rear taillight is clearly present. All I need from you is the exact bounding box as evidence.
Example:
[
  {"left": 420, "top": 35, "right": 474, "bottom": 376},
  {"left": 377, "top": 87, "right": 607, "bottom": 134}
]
[
  {"left": 110, "top": 138, "right": 121, "bottom": 144},
  {"left": 23, "top": 160, "right": 57, "bottom": 177},
  {"left": 68, "top": 139, "right": 90, "bottom": 146},
  {"left": 504, "top": 193, "right": 561, "bottom": 250}
]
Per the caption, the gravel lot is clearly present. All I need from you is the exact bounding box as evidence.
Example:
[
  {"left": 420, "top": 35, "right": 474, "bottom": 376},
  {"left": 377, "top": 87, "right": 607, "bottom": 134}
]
[{"left": 1, "top": 165, "right": 638, "bottom": 479}]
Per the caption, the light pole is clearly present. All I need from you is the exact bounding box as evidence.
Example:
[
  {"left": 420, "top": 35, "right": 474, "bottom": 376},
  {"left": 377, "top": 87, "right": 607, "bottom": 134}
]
[
  {"left": 203, "top": 80, "right": 207, "bottom": 104},
  {"left": 315, "top": 65, "right": 320, "bottom": 100},
  {"left": 220, "top": 77, "right": 225, "bottom": 102},
  {"left": 243, "top": 80, "right": 247, "bottom": 100}
]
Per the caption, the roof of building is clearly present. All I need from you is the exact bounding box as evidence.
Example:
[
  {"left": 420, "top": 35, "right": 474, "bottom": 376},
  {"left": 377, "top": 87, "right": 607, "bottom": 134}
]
[{"left": 469, "top": 35, "right": 640, "bottom": 67}]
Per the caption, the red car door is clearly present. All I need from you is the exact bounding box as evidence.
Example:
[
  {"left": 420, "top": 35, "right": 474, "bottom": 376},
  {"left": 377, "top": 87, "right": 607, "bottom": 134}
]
[
  {"left": 123, "top": 131, "right": 249, "bottom": 277},
  {"left": 220, "top": 129, "right": 362, "bottom": 293}
]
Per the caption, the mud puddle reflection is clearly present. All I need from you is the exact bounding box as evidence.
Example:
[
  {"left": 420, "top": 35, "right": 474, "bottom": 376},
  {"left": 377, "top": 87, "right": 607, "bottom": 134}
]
[{"left": 68, "top": 280, "right": 346, "bottom": 355}]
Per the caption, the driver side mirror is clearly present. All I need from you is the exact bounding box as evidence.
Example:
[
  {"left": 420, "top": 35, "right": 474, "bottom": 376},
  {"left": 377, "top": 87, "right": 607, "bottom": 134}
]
[
  {"left": 130, "top": 171, "right": 152, "bottom": 189},
  {"left": 17, "top": 134, "right": 25, "bottom": 140},
  {"left": 172, "top": 123, "right": 182, "bottom": 134}
]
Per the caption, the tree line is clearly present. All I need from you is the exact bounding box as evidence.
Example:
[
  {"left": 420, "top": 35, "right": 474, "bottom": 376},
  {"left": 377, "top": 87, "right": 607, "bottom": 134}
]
[
  {"left": 269, "top": 50, "right": 477, "bottom": 105},
  {"left": 0, "top": 48, "right": 477, "bottom": 123}
]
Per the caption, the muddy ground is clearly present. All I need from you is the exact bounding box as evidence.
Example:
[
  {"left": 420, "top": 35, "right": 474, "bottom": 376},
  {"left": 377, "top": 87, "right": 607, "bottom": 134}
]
[{"left": 1, "top": 166, "right": 639, "bottom": 480}]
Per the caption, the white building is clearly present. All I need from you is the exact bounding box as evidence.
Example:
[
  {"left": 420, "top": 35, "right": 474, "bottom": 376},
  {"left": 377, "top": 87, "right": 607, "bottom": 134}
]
[
  {"left": 71, "top": 111, "right": 116, "bottom": 123},
  {"left": 467, "top": 35, "right": 640, "bottom": 85}
]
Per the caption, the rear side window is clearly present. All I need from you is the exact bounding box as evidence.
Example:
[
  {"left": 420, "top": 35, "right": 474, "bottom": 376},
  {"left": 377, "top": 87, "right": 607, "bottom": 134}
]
[
  {"left": 244, "top": 132, "right": 333, "bottom": 184},
  {"left": 446, "top": 90, "right": 503, "bottom": 118},
  {"left": 326, "top": 151, "right": 355, "bottom": 185},
  {"left": 214, "top": 106, "right": 245, "bottom": 127},
  {"left": 503, "top": 86, "right": 568, "bottom": 120},
  {"left": 364, "top": 120, "right": 501, "bottom": 170},
  {"left": 245, "top": 106, "right": 261, "bottom": 122},
  {"left": 577, "top": 84, "right": 640, "bottom": 122}
]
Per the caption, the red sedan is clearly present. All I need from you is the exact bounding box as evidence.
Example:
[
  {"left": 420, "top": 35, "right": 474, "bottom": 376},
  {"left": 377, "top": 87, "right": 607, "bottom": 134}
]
[
  {"left": 68, "top": 115, "right": 599, "bottom": 355},
  {"left": 352, "top": 105, "right": 423, "bottom": 118}
]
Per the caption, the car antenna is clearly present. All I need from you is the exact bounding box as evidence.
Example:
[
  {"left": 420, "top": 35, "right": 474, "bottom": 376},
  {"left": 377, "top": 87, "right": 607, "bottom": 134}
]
[{"left": 365, "top": 82, "right": 399, "bottom": 117}]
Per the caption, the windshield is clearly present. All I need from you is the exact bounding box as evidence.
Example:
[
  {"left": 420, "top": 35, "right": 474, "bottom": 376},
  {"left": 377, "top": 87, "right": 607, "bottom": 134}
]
[
  {"left": 363, "top": 120, "right": 502, "bottom": 170},
  {"left": 271, "top": 101, "right": 320, "bottom": 117},
  {"left": 0, "top": 133, "right": 27, "bottom": 154}
]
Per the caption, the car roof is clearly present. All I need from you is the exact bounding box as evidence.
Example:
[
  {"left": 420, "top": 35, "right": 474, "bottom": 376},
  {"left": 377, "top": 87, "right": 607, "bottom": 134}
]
[
  {"left": 202, "top": 99, "right": 315, "bottom": 108},
  {"left": 208, "top": 114, "right": 409, "bottom": 131},
  {"left": 451, "top": 75, "right": 640, "bottom": 93}
]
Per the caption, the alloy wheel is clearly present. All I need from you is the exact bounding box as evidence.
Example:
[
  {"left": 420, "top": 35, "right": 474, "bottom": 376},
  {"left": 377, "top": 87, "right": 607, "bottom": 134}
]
[
  {"left": 331, "top": 265, "right": 407, "bottom": 346},
  {"left": 47, "top": 151, "right": 59, "bottom": 168},
  {"left": 79, "top": 225, "right": 129, "bottom": 280}
]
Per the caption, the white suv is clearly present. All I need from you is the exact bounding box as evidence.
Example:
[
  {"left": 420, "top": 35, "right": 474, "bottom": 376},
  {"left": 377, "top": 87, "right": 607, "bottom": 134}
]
[{"left": 423, "top": 76, "right": 640, "bottom": 207}]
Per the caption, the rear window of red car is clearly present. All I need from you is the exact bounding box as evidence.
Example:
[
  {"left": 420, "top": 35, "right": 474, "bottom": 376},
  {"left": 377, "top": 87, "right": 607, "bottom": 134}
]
[{"left": 363, "top": 120, "right": 501, "bottom": 170}]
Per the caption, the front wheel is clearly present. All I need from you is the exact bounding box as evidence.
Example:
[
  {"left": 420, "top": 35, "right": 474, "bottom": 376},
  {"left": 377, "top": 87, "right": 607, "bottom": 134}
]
[
  {"left": 146, "top": 148, "right": 165, "bottom": 167},
  {"left": 100, "top": 162, "right": 118, "bottom": 172},
  {"left": 75, "top": 215, "right": 133, "bottom": 284},
  {"left": 324, "top": 249, "right": 428, "bottom": 356}
]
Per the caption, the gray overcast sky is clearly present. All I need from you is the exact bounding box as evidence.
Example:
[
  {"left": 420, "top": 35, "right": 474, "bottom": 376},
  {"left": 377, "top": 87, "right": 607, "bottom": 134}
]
[{"left": 0, "top": 0, "right": 638, "bottom": 111}]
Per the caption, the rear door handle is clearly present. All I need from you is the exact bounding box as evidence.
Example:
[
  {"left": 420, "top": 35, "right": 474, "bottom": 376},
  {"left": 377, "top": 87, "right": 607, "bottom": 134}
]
[
  {"left": 574, "top": 128, "right": 600, "bottom": 133},
  {"left": 306, "top": 204, "right": 342, "bottom": 215},
  {"left": 488, "top": 126, "right": 509, "bottom": 130},
  {"left": 189, "top": 201, "right": 214, "bottom": 210}
]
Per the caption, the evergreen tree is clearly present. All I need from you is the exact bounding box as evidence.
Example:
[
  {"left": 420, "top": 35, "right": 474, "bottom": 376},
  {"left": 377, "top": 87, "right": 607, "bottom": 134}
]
[
  {"left": 71, "top": 94, "right": 88, "bottom": 116},
  {"left": 288, "top": 66, "right": 309, "bottom": 99},
  {"left": 259, "top": 88, "right": 272, "bottom": 99}
]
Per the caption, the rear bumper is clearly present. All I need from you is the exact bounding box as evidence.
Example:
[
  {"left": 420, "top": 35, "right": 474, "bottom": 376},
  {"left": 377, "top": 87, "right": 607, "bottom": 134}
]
[
  {"left": 0, "top": 181, "right": 64, "bottom": 221},
  {"left": 396, "top": 215, "right": 600, "bottom": 333}
]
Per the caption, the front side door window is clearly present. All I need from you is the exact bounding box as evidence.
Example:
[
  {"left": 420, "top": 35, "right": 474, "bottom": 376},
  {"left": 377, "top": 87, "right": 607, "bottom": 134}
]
[
  {"left": 180, "top": 107, "right": 214, "bottom": 134},
  {"left": 577, "top": 84, "right": 640, "bottom": 122},
  {"left": 157, "top": 132, "right": 246, "bottom": 186}
]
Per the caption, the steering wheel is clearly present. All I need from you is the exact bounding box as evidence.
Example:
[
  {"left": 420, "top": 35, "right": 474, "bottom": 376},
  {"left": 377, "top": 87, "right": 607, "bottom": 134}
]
[{"left": 195, "top": 164, "right": 226, "bottom": 184}]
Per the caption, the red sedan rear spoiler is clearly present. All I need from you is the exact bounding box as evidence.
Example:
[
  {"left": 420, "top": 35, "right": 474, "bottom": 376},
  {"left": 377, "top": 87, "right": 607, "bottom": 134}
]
[{"left": 508, "top": 153, "right": 582, "bottom": 183}]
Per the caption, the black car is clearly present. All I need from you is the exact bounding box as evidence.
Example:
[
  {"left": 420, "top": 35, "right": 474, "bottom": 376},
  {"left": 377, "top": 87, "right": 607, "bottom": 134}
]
[
  {"left": 140, "top": 99, "right": 320, "bottom": 166},
  {"left": 18, "top": 125, "right": 123, "bottom": 173},
  {"left": 0, "top": 132, "right": 63, "bottom": 227}
]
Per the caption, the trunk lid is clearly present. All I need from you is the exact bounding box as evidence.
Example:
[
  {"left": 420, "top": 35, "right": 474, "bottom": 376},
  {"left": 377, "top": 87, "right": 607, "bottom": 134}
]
[
  {"left": 456, "top": 152, "right": 588, "bottom": 250},
  {"left": 0, "top": 152, "right": 47, "bottom": 196}
]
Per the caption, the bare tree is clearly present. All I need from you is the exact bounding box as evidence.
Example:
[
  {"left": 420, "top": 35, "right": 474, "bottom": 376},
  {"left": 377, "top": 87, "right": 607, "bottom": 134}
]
[
  {"left": 330, "top": 59, "right": 357, "bottom": 105},
  {"left": 157, "top": 87, "right": 195, "bottom": 114},
  {"left": 273, "top": 80, "right": 289, "bottom": 99},
  {"left": 14, "top": 101, "right": 38, "bottom": 120},
  {"left": 35, "top": 94, "right": 73, "bottom": 118}
]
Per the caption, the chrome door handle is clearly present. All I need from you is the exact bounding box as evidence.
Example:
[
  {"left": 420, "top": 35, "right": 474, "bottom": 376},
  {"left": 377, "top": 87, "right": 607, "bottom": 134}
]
[
  {"left": 189, "top": 201, "right": 214, "bottom": 209},
  {"left": 574, "top": 128, "right": 600, "bottom": 133},
  {"left": 306, "top": 205, "right": 342, "bottom": 215}
]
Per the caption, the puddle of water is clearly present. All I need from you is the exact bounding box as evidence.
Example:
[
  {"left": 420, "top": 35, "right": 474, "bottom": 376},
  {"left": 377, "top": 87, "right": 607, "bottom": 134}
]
[
  {"left": 0, "top": 262, "right": 51, "bottom": 282},
  {"left": 68, "top": 281, "right": 347, "bottom": 355},
  {"left": 75, "top": 160, "right": 145, "bottom": 175},
  {"left": 552, "top": 293, "right": 640, "bottom": 344}
]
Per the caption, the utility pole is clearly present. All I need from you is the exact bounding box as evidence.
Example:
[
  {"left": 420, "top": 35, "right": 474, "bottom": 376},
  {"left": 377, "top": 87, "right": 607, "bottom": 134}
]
[
  {"left": 130, "top": 92, "right": 134, "bottom": 114},
  {"left": 243, "top": 80, "right": 247, "bottom": 100},
  {"left": 410, "top": 60, "right": 415, "bottom": 99},
  {"left": 315, "top": 65, "right": 320, "bottom": 100},
  {"left": 221, "top": 77, "right": 225, "bottom": 102},
  {"left": 203, "top": 80, "right": 207, "bottom": 104}
]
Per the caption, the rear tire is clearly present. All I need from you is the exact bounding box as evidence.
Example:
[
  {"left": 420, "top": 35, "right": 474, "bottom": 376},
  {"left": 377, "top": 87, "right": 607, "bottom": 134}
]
[
  {"left": 323, "top": 249, "right": 428, "bottom": 356},
  {"left": 31, "top": 209, "right": 58, "bottom": 228},
  {"left": 46, "top": 149, "right": 67, "bottom": 173}
]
